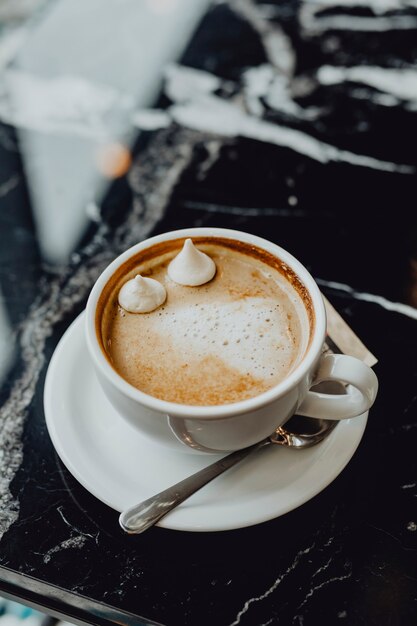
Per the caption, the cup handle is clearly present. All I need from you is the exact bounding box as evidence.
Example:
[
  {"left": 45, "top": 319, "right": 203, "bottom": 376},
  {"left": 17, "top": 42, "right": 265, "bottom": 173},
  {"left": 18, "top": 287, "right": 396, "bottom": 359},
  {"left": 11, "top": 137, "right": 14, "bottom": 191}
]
[{"left": 297, "top": 354, "right": 378, "bottom": 420}]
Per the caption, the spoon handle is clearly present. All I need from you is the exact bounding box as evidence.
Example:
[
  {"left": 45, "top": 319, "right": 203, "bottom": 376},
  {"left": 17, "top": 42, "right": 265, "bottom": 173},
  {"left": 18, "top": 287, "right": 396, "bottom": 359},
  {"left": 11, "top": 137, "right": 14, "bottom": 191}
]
[{"left": 119, "top": 439, "right": 268, "bottom": 534}]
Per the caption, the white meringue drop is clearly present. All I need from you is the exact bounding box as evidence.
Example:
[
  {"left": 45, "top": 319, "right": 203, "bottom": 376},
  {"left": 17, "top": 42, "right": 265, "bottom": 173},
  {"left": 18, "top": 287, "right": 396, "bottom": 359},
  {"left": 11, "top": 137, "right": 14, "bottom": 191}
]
[
  {"left": 168, "top": 238, "right": 216, "bottom": 286},
  {"left": 118, "top": 274, "right": 166, "bottom": 313}
]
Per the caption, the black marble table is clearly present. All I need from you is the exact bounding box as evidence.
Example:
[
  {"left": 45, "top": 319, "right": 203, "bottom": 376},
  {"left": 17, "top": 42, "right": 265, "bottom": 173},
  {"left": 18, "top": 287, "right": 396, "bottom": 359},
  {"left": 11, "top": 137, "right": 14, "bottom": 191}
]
[{"left": 1, "top": 1, "right": 416, "bottom": 625}]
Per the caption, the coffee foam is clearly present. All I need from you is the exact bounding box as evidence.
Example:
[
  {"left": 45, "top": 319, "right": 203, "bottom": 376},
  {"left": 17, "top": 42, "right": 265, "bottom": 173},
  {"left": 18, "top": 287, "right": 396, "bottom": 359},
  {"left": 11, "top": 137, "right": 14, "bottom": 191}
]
[
  {"left": 150, "top": 298, "right": 298, "bottom": 379},
  {"left": 101, "top": 239, "right": 313, "bottom": 405}
]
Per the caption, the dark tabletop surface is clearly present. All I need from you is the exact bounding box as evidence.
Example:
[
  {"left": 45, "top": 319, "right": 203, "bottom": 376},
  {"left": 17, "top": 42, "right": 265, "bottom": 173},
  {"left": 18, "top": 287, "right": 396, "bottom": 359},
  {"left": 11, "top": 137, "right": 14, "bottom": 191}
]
[{"left": 1, "top": 1, "right": 417, "bottom": 625}]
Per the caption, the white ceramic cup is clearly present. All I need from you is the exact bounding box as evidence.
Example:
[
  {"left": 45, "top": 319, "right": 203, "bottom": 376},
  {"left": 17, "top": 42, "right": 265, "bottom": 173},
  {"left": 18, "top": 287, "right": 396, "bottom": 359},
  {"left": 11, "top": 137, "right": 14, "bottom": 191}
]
[{"left": 85, "top": 227, "right": 378, "bottom": 453}]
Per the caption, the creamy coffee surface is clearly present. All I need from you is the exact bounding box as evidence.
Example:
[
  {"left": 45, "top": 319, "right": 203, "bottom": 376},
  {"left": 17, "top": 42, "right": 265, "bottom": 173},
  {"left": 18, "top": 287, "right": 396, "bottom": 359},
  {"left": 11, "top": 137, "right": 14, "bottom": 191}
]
[{"left": 100, "top": 239, "right": 311, "bottom": 406}]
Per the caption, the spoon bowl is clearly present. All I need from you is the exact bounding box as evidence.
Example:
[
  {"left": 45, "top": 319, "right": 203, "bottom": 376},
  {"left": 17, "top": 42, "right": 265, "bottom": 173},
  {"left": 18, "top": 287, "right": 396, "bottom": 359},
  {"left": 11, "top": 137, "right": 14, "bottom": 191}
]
[
  {"left": 270, "top": 416, "right": 338, "bottom": 449},
  {"left": 119, "top": 416, "right": 338, "bottom": 534}
]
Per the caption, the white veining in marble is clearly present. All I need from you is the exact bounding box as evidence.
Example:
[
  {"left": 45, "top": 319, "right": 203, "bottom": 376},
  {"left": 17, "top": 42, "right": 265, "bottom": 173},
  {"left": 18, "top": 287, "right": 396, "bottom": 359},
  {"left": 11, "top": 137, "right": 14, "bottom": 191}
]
[
  {"left": 400, "top": 422, "right": 417, "bottom": 431},
  {"left": 171, "top": 90, "right": 413, "bottom": 172},
  {"left": 196, "top": 139, "right": 224, "bottom": 180},
  {"left": 317, "top": 278, "right": 417, "bottom": 320},
  {"left": 56, "top": 505, "right": 99, "bottom": 544},
  {"left": 302, "top": 0, "right": 417, "bottom": 12},
  {"left": 243, "top": 65, "right": 321, "bottom": 120},
  {"left": 317, "top": 66, "right": 417, "bottom": 103},
  {"left": 349, "top": 88, "right": 400, "bottom": 107},
  {"left": 42, "top": 535, "right": 88, "bottom": 564},
  {"left": 229, "top": 542, "right": 317, "bottom": 626},
  {"left": 295, "top": 568, "right": 352, "bottom": 615},
  {"left": 227, "top": 0, "right": 296, "bottom": 75},
  {"left": 183, "top": 200, "right": 309, "bottom": 217},
  {"left": 132, "top": 62, "right": 414, "bottom": 173},
  {"left": 165, "top": 63, "right": 222, "bottom": 101},
  {"left": 300, "top": 7, "right": 417, "bottom": 32},
  {"left": 403, "top": 392, "right": 417, "bottom": 417},
  {"left": 232, "top": 0, "right": 417, "bottom": 124}
]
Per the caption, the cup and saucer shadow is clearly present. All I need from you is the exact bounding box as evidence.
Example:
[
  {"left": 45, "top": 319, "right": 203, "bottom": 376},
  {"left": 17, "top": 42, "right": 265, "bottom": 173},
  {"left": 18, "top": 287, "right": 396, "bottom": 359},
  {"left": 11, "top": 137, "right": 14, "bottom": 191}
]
[{"left": 44, "top": 312, "right": 369, "bottom": 533}]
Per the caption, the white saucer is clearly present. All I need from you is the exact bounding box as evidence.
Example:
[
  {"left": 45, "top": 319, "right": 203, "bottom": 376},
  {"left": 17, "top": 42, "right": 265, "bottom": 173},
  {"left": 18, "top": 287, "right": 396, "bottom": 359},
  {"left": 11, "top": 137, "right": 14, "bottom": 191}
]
[{"left": 44, "top": 313, "right": 368, "bottom": 533}]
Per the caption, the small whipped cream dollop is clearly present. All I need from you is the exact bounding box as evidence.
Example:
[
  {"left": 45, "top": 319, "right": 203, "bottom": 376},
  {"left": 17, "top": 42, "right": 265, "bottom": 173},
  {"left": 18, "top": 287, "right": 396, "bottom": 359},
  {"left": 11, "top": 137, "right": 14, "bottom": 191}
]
[
  {"left": 168, "top": 238, "right": 216, "bottom": 286},
  {"left": 118, "top": 275, "right": 166, "bottom": 313}
]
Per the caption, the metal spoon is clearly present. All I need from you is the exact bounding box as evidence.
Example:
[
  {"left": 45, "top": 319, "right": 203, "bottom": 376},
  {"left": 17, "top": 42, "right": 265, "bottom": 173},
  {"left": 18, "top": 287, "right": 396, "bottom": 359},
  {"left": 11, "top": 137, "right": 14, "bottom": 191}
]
[{"left": 119, "top": 416, "right": 338, "bottom": 534}]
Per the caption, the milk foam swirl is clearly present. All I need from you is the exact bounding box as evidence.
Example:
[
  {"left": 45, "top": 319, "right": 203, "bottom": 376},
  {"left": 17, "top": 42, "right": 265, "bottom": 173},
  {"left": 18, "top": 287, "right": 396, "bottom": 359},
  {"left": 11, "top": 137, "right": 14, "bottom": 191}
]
[
  {"left": 168, "top": 238, "right": 216, "bottom": 286},
  {"left": 118, "top": 275, "right": 166, "bottom": 313}
]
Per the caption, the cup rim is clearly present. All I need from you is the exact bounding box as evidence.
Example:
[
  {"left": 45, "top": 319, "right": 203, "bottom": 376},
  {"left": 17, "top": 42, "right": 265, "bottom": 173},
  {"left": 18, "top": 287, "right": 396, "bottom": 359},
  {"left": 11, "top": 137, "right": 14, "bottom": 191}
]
[{"left": 85, "top": 227, "right": 326, "bottom": 419}]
